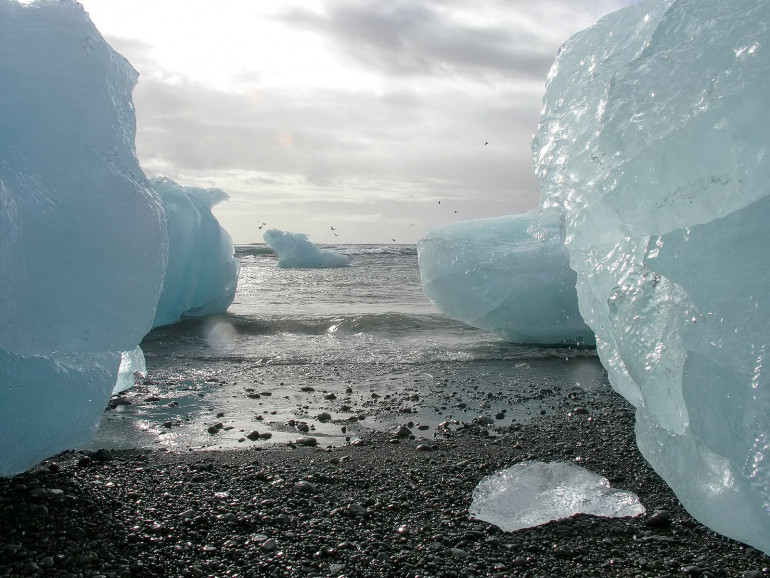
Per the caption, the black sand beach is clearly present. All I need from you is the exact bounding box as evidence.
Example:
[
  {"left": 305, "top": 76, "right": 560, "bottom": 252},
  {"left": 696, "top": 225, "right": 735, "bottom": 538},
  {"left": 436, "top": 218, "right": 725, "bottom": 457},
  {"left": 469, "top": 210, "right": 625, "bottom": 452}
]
[{"left": 2, "top": 387, "right": 769, "bottom": 578}]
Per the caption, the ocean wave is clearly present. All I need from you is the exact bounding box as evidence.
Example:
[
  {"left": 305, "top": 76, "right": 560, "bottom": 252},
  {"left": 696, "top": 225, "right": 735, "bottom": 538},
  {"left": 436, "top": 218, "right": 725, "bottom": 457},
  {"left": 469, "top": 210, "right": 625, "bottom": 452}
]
[
  {"left": 334, "top": 244, "right": 417, "bottom": 257},
  {"left": 235, "top": 244, "right": 276, "bottom": 256},
  {"left": 143, "top": 311, "right": 461, "bottom": 341},
  {"left": 235, "top": 243, "right": 417, "bottom": 259},
  {"left": 227, "top": 311, "right": 458, "bottom": 336},
  {"left": 143, "top": 311, "right": 596, "bottom": 366}
]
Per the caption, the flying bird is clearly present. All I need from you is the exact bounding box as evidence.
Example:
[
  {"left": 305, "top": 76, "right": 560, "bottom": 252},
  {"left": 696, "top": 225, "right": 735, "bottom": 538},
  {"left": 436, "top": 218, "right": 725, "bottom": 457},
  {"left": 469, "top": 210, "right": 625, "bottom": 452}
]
[{"left": 330, "top": 226, "right": 336, "bottom": 231}]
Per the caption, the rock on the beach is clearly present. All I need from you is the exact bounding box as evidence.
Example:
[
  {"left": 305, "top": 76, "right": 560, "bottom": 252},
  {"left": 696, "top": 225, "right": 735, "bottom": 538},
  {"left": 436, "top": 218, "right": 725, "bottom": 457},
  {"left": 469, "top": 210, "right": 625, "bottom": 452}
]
[
  {"left": 394, "top": 425, "right": 412, "bottom": 438},
  {"left": 294, "top": 480, "right": 317, "bottom": 494},
  {"left": 470, "top": 461, "right": 644, "bottom": 531}
]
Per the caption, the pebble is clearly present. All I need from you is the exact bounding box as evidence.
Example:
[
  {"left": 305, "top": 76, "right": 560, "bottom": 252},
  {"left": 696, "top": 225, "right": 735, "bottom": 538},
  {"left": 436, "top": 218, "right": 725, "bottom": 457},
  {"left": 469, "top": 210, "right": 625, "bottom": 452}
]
[
  {"left": 29, "top": 504, "right": 48, "bottom": 518},
  {"left": 317, "top": 412, "right": 332, "bottom": 422},
  {"left": 646, "top": 509, "right": 673, "bottom": 528},
  {"left": 93, "top": 448, "right": 114, "bottom": 462},
  {"left": 294, "top": 480, "right": 317, "bottom": 494},
  {"left": 0, "top": 391, "right": 763, "bottom": 578},
  {"left": 347, "top": 504, "right": 368, "bottom": 517},
  {"left": 246, "top": 430, "right": 261, "bottom": 441},
  {"left": 553, "top": 545, "right": 576, "bottom": 558},
  {"left": 394, "top": 425, "right": 412, "bottom": 438},
  {"left": 296, "top": 436, "right": 318, "bottom": 447}
]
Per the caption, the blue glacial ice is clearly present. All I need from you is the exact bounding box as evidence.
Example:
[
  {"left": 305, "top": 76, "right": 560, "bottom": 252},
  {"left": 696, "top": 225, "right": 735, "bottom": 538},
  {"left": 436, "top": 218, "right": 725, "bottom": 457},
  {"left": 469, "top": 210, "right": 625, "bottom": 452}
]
[
  {"left": 114, "top": 347, "right": 147, "bottom": 395},
  {"left": 531, "top": 0, "right": 770, "bottom": 553},
  {"left": 0, "top": 0, "right": 238, "bottom": 475},
  {"left": 0, "top": 0, "right": 166, "bottom": 475},
  {"left": 419, "top": 0, "right": 770, "bottom": 553},
  {"left": 151, "top": 177, "right": 240, "bottom": 328},
  {"left": 263, "top": 229, "right": 350, "bottom": 268},
  {"left": 418, "top": 211, "right": 594, "bottom": 345},
  {"left": 470, "top": 461, "right": 644, "bottom": 531}
]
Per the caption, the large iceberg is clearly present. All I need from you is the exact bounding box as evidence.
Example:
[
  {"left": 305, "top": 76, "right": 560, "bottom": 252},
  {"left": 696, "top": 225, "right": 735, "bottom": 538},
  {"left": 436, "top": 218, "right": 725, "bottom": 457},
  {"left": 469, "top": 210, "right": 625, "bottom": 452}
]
[
  {"left": 0, "top": 0, "right": 167, "bottom": 475},
  {"left": 151, "top": 177, "right": 240, "bottom": 328},
  {"left": 418, "top": 211, "right": 594, "bottom": 345},
  {"left": 0, "top": 1, "right": 239, "bottom": 476},
  {"left": 531, "top": 0, "right": 770, "bottom": 553},
  {"left": 263, "top": 229, "right": 350, "bottom": 268}
]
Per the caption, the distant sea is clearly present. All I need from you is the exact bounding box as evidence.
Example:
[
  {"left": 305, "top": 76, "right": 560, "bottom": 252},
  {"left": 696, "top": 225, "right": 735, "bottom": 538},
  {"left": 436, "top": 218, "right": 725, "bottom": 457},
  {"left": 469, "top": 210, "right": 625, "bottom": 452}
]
[{"left": 86, "top": 244, "right": 610, "bottom": 451}]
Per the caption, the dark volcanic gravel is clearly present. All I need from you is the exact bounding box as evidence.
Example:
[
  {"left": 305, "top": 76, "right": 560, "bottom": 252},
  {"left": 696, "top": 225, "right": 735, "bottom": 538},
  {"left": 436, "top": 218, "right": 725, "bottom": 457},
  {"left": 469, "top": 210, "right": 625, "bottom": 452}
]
[{"left": 2, "top": 393, "right": 769, "bottom": 578}]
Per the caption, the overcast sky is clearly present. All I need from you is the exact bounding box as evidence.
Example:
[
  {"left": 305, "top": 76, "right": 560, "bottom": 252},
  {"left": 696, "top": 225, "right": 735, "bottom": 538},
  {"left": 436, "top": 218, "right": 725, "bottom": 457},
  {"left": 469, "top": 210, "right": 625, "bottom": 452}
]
[{"left": 78, "top": 0, "right": 633, "bottom": 244}]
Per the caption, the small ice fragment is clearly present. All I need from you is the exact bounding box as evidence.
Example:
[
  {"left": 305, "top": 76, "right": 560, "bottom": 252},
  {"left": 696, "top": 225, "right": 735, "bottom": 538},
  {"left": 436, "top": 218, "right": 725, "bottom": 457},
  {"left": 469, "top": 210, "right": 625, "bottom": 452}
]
[
  {"left": 469, "top": 461, "right": 645, "bottom": 531},
  {"left": 113, "top": 346, "right": 147, "bottom": 394}
]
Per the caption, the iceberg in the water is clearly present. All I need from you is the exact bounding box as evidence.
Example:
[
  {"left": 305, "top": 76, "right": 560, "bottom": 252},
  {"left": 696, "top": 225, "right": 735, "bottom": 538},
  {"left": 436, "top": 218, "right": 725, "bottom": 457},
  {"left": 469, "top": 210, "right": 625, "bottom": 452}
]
[
  {"left": 263, "top": 229, "right": 350, "bottom": 268},
  {"left": 470, "top": 461, "right": 644, "bottom": 531},
  {"left": 418, "top": 210, "right": 593, "bottom": 345},
  {"left": 151, "top": 177, "right": 240, "bottom": 328},
  {"left": 532, "top": 0, "right": 770, "bottom": 553},
  {"left": 0, "top": 0, "right": 166, "bottom": 475}
]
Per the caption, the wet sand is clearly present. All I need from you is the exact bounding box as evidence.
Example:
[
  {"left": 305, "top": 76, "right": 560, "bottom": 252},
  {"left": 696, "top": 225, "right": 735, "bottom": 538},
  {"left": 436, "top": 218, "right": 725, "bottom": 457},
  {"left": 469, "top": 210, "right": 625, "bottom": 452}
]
[{"left": 2, "top": 385, "right": 769, "bottom": 577}]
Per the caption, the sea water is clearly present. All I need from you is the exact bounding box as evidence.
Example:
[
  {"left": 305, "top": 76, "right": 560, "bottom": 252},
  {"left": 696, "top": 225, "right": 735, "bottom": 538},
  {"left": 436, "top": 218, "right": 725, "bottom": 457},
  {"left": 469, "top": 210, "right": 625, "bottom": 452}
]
[{"left": 86, "top": 244, "right": 610, "bottom": 451}]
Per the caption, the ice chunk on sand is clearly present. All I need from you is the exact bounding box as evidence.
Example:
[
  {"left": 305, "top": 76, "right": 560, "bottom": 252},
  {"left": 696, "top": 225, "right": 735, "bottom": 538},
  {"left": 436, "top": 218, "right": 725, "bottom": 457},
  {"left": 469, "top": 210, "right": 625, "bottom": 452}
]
[
  {"left": 151, "top": 177, "right": 240, "bottom": 327},
  {"left": 263, "top": 229, "right": 350, "bottom": 268},
  {"left": 470, "top": 461, "right": 644, "bottom": 531},
  {"left": 533, "top": 0, "right": 770, "bottom": 553},
  {"left": 114, "top": 347, "right": 146, "bottom": 394},
  {"left": 418, "top": 211, "right": 593, "bottom": 345}
]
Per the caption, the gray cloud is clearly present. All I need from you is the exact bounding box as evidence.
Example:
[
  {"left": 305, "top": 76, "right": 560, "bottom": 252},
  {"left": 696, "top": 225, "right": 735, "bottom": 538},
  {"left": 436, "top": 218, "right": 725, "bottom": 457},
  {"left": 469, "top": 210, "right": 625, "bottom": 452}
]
[
  {"left": 104, "top": 0, "right": 632, "bottom": 242},
  {"left": 276, "top": 0, "right": 556, "bottom": 81}
]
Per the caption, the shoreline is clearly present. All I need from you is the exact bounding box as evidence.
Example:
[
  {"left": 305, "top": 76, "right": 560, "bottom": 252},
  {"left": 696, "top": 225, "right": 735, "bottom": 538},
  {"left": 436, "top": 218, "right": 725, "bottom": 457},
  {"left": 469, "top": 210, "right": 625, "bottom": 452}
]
[{"left": 2, "top": 390, "right": 769, "bottom": 577}]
